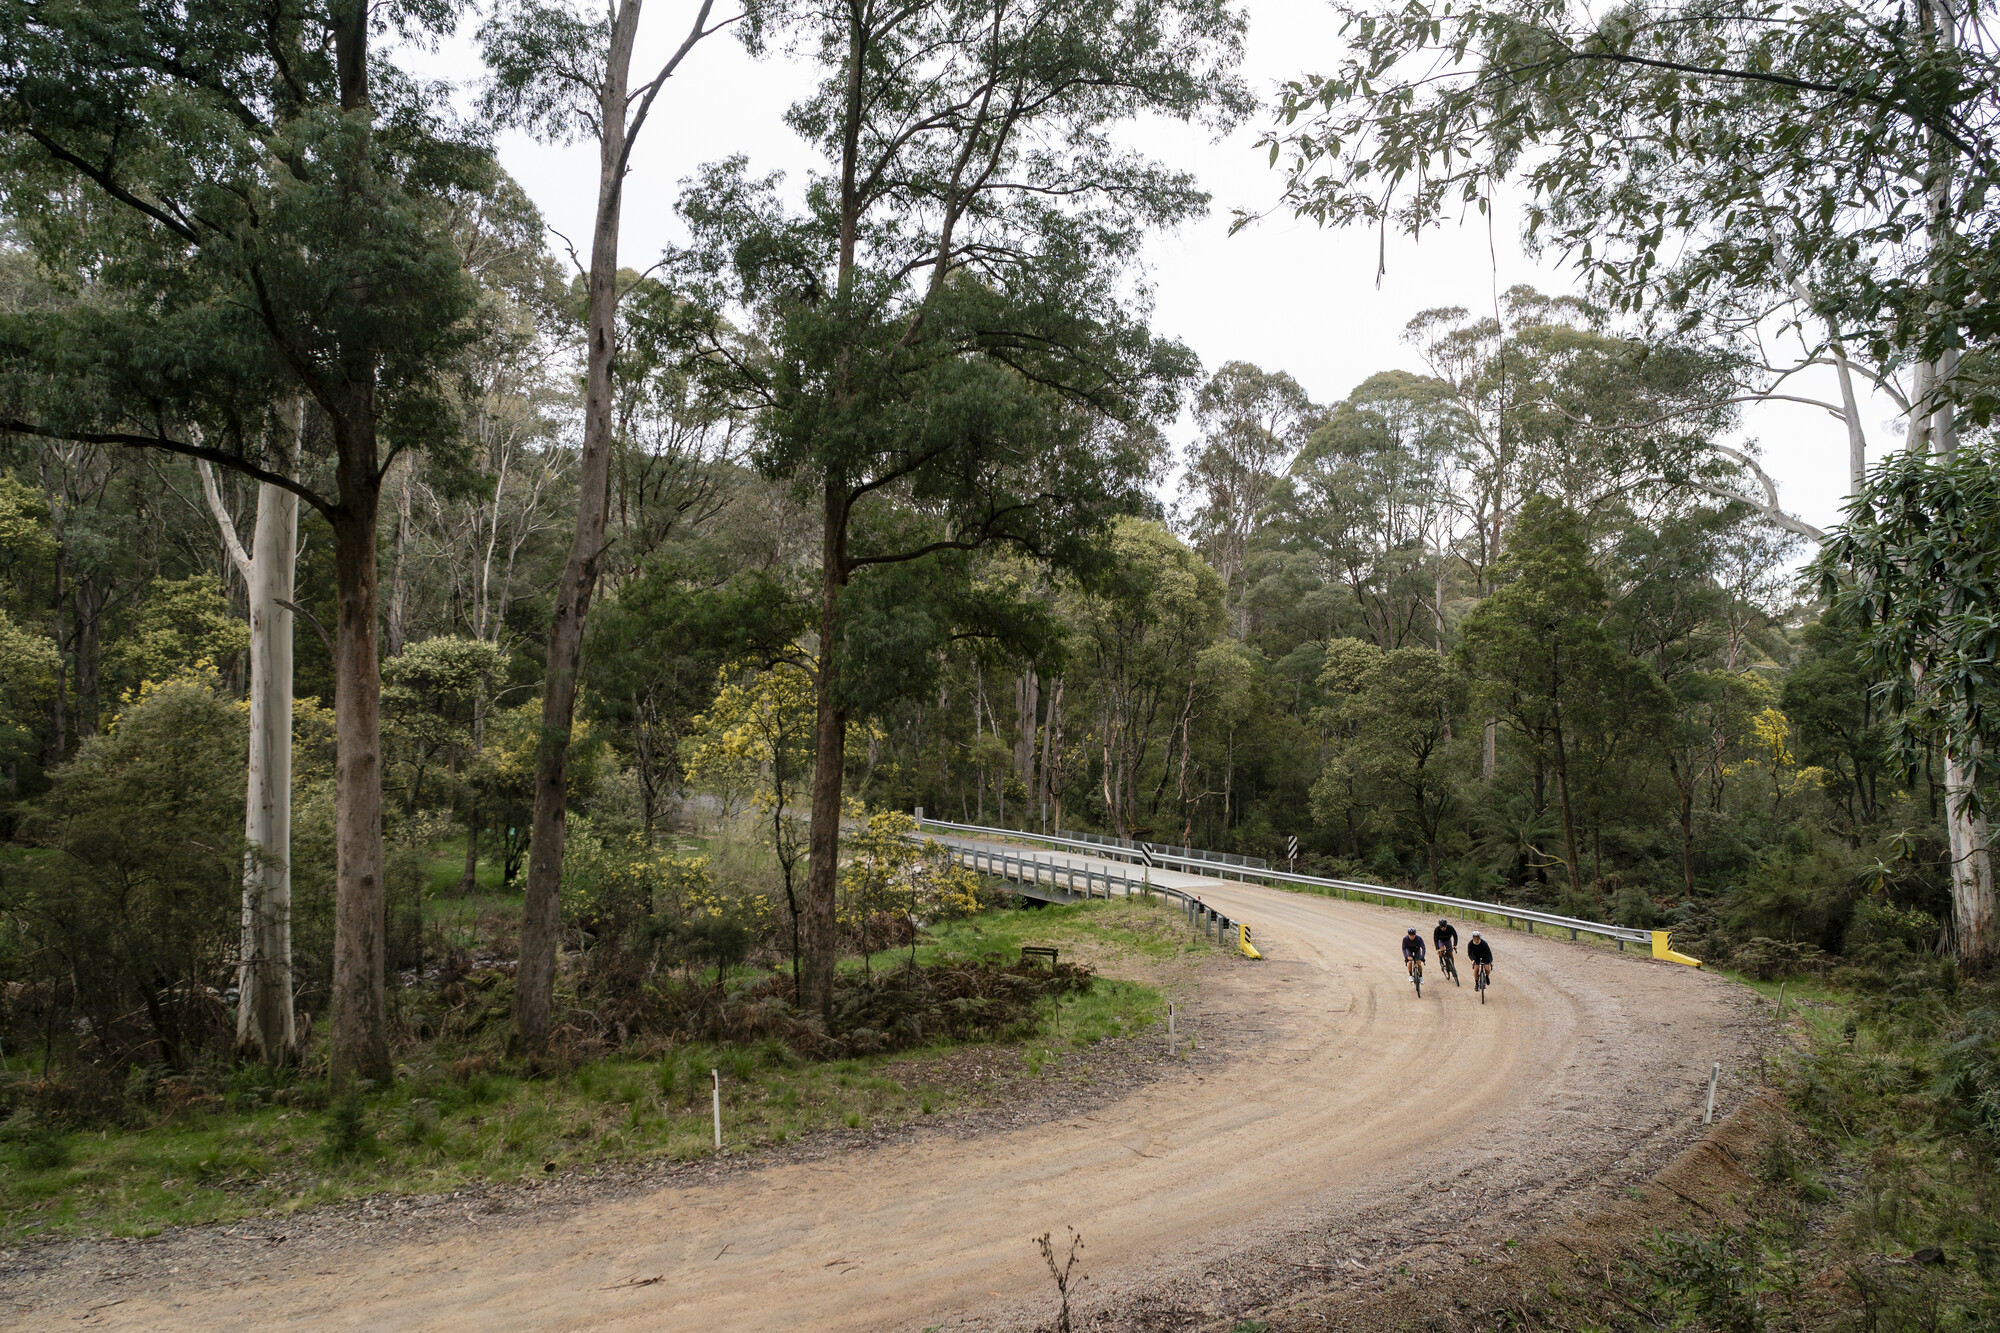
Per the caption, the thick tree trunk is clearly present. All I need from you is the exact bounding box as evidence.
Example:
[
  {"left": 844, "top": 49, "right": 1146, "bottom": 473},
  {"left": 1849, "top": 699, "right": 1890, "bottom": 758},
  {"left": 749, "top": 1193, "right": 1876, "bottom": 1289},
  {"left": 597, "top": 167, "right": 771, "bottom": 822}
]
[
  {"left": 513, "top": 2, "right": 639, "bottom": 1058},
  {"left": 1672, "top": 768, "right": 1696, "bottom": 900},
  {"left": 1944, "top": 752, "right": 1995, "bottom": 960},
  {"left": 203, "top": 403, "right": 303, "bottom": 1067},
  {"left": 238, "top": 468, "right": 300, "bottom": 1062},
  {"left": 800, "top": 482, "right": 848, "bottom": 1023},
  {"left": 1038, "top": 677, "right": 1060, "bottom": 831},
  {"left": 1550, "top": 737, "right": 1583, "bottom": 892},
  {"left": 73, "top": 580, "right": 100, "bottom": 739},
  {"left": 328, "top": 459, "right": 389, "bottom": 1086},
  {"left": 1014, "top": 669, "right": 1038, "bottom": 796}
]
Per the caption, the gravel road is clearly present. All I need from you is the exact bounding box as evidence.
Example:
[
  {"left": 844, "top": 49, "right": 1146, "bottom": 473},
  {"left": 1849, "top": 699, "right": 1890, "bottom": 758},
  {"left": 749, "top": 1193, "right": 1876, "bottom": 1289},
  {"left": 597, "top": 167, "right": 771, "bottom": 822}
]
[{"left": 5, "top": 852, "right": 1763, "bottom": 1331}]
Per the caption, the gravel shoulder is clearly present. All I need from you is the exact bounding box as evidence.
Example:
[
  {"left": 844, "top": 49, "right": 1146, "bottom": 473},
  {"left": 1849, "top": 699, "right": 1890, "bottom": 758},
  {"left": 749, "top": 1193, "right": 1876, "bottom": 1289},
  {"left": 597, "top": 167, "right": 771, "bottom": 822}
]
[{"left": 2, "top": 865, "right": 1766, "bottom": 1332}]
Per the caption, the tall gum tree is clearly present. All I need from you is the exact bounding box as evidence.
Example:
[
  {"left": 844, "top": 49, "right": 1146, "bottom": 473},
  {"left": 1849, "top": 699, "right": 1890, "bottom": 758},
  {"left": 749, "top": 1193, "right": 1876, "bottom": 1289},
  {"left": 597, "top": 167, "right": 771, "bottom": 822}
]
[
  {"left": 0, "top": 0, "right": 490, "bottom": 1083},
  {"left": 670, "top": 0, "right": 1250, "bottom": 1021},
  {"left": 479, "top": 0, "right": 734, "bottom": 1057},
  {"left": 197, "top": 399, "right": 303, "bottom": 1066}
]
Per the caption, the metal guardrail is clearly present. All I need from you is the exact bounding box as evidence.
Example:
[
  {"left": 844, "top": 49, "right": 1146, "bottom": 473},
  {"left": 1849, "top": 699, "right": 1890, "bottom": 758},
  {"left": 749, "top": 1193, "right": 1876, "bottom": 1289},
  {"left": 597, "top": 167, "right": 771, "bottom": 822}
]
[
  {"left": 918, "top": 830, "right": 1248, "bottom": 949},
  {"left": 1055, "top": 827, "right": 1268, "bottom": 871},
  {"left": 914, "top": 815, "right": 1657, "bottom": 950}
]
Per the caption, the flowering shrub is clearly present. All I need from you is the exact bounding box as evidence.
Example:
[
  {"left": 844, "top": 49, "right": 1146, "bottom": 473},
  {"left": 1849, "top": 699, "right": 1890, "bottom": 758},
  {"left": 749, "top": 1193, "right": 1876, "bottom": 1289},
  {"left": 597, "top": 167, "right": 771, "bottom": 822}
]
[{"left": 838, "top": 809, "right": 982, "bottom": 962}]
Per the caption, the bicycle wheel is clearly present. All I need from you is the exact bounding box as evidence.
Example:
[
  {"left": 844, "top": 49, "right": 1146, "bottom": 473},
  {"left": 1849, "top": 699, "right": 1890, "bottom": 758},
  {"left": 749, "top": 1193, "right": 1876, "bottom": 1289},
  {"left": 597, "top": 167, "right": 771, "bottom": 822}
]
[
  {"left": 1413, "top": 964, "right": 1423, "bottom": 998},
  {"left": 1476, "top": 972, "right": 1486, "bottom": 1004}
]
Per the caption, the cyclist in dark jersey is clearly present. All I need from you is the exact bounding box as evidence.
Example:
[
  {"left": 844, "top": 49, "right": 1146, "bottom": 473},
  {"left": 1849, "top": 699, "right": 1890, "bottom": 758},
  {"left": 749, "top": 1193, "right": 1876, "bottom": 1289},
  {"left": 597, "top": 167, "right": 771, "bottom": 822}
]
[
  {"left": 1433, "top": 917, "right": 1459, "bottom": 962},
  {"left": 1401, "top": 928, "right": 1426, "bottom": 977},
  {"left": 1466, "top": 932, "right": 1494, "bottom": 987}
]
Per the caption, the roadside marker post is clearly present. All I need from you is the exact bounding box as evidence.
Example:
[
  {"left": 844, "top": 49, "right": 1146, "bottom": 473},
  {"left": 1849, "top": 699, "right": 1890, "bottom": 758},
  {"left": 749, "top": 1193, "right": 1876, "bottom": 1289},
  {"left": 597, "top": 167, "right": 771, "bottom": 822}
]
[
  {"left": 1238, "top": 923, "right": 1262, "bottom": 960},
  {"left": 1704, "top": 1062, "right": 1719, "bottom": 1125},
  {"left": 712, "top": 1069, "right": 722, "bottom": 1149}
]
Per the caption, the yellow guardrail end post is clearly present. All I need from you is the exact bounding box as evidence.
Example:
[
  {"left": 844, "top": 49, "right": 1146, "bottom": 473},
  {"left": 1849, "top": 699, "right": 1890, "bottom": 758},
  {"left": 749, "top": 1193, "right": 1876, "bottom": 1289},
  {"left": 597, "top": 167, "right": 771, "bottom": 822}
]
[
  {"left": 1650, "top": 929, "right": 1703, "bottom": 968},
  {"left": 1239, "top": 923, "right": 1262, "bottom": 960}
]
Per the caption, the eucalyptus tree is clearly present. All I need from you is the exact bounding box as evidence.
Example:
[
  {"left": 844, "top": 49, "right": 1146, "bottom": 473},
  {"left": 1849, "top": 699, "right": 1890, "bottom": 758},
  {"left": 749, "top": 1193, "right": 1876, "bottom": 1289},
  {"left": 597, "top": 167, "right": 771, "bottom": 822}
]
[
  {"left": 1180, "top": 362, "right": 1316, "bottom": 638},
  {"left": 667, "top": 0, "right": 1248, "bottom": 1019},
  {"left": 1310, "top": 642, "right": 1468, "bottom": 890},
  {"left": 196, "top": 402, "right": 302, "bottom": 1065},
  {"left": 1816, "top": 441, "right": 2000, "bottom": 960},
  {"left": 479, "top": 0, "right": 734, "bottom": 1056},
  {"left": 1455, "top": 498, "right": 1671, "bottom": 892},
  {"left": 0, "top": 0, "right": 490, "bottom": 1084},
  {"left": 1067, "top": 520, "right": 1227, "bottom": 839},
  {"left": 1272, "top": 369, "right": 1463, "bottom": 652}
]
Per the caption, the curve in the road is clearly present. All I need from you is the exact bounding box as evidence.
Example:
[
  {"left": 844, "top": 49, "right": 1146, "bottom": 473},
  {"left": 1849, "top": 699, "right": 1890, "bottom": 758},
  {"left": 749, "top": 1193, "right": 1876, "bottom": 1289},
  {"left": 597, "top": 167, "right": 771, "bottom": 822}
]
[{"left": 16, "top": 850, "right": 1757, "bottom": 1332}]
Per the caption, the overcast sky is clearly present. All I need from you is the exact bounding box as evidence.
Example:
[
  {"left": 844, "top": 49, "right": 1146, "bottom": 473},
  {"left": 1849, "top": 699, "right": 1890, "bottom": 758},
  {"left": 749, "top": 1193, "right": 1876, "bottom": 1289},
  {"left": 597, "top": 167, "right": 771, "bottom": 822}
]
[{"left": 415, "top": 2, "right": 1880, "bottom": 543}]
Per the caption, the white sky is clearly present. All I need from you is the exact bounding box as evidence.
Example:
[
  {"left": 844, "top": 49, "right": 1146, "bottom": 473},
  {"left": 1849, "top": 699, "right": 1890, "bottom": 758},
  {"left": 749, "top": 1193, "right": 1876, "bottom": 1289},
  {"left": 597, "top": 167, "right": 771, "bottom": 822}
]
[{"left": 415, "top": 1, "right": 1885, "bottom": 541}]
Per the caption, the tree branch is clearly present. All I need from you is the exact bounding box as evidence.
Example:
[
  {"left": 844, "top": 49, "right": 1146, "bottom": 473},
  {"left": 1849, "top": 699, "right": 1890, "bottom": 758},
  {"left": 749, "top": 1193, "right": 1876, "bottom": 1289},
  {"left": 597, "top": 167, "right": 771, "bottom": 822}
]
[
  {"left": 196, "top": 459, "right": 255, "bottom": 581},
  {"left": 2, "top": 419, "right": 331, "bottom": 517}
]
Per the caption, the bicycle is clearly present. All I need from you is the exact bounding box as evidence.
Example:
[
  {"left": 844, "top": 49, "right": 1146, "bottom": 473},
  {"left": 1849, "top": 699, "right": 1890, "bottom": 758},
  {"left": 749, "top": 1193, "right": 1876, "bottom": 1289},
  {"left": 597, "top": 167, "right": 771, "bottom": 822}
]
[
  {"left": 1438, "top": 948, "right": 1460, "bottom": 986},
  {"left": 1474, "top": 962, "right": 1491, "bottom": 1004},
  {"left": 1409, "top": 957, "right": 1424, "bottom": 998}
]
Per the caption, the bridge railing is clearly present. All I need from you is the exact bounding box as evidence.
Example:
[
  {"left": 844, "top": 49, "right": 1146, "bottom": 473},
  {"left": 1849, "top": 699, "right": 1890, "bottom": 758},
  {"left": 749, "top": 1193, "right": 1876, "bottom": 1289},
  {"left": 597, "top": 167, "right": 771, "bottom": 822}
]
[
  {"left": 913, "top": 815, "right": 1657, "bottom": 951},
  {"left": 916, "top": 829, "right": 1249, "bottom": 950}
]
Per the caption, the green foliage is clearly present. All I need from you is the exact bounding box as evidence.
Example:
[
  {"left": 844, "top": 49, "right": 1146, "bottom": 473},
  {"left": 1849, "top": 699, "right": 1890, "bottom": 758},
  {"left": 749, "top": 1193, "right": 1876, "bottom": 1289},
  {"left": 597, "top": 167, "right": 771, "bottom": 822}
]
[
  {"left": 2, "top": 676, "right": 244, "bottom": 1070},
  {"left": 0, "top": 604, "right": 59, "bottom": 768},
  {"left": 0, "top": 0, "right": 492, "bottom": 474},
  {"left": 1311, "top": 641, "right": 1467, "bottom": 888},
  {"left": 382, "top": 636, "right": 509, "bottom": 815},
  {"left": 1817, "top": 441, "right": 2000, "bottom": 797},
  {"left": 1457, "top": 497, "right": 1673, "bottom": 889},
  {"left": 103, "top": 575, "right": 249, "bottom": 694},
  {"left": 1065, "top": 518, "right": 1227, "bottom": 835},
  {"left": 321, "top": 1087, "right": 379, "bottom": 1162},
  {"left": 658, "top": 0, "right": 1254, "bottom": 919},
  {"left": 1262, "top": 0, "right": 2000, "bottom": 367}
]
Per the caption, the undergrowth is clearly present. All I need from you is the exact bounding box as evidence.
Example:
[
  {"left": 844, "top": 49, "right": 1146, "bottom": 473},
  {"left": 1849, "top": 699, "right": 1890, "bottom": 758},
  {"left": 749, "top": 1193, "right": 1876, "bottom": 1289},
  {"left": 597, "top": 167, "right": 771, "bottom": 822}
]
[
  {"left": 1471, "top": 968, "right": 2000, "bottom": 1331},
  {"left": 0, "top": 895, "right": 1187, "bottom": 1240}
]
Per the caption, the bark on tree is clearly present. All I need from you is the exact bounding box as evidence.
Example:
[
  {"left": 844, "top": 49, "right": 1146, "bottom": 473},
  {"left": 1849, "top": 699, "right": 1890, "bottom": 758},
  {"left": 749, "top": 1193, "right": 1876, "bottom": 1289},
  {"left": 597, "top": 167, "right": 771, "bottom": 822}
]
[
  {"left": 512, "top": 6, "right": 635, "bottom": 1059},
  {"left": 800, "top": 484, "right": 849, "bottom": 1022},
  {"left": 386, "top": 451, "right": 412, "bottom": 658},
  {"left": 328, "top": 435, "right": 390, "bottom": 1085},
  {"left": 1014, "top": 669, "right": 1038, "bottom": 797},
  {"left": 514, "top": 0, "right": 721, "bottom": 1055},
  {"left": 199, "top": 400, "right": 302, "bottom": 1064}
]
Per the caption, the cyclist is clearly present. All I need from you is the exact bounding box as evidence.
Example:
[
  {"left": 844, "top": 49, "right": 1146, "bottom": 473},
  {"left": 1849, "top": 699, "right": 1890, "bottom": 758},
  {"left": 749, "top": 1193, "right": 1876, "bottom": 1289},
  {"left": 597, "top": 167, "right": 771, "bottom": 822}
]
[
  {"left": 1401, "top": 927, "right": 1427, "bottom": 977},
  {"left": 1433, "top": 917, "right": 1459, "bottom": 973},
  {"left": 1466, "top": 931, "right": 1494, "bottom": 989}
]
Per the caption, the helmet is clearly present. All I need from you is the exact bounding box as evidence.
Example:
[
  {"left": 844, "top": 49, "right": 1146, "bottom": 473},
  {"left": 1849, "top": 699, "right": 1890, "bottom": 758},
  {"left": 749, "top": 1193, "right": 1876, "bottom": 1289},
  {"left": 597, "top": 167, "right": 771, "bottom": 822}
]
[{"left": 1438, "top": 918, "right": 1449, "bottom": 926}]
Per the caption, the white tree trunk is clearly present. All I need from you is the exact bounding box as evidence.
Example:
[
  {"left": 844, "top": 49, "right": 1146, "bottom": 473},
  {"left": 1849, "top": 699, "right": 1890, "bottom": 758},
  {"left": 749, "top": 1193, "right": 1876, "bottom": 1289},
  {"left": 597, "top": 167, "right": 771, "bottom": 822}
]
[
  {"left": 1943, "top": 750, "right": 1995, "bottom": 960},
  {"left": 201, "top": 401, "right": 301, "bottom": 1063}
]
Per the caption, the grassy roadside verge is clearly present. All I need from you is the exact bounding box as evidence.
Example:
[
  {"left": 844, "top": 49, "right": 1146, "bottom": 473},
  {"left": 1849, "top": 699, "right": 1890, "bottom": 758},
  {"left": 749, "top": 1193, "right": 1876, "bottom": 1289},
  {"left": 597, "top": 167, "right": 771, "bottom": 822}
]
[{"left": 0, "top": 896, "right": 1198, "bottom": 1242}]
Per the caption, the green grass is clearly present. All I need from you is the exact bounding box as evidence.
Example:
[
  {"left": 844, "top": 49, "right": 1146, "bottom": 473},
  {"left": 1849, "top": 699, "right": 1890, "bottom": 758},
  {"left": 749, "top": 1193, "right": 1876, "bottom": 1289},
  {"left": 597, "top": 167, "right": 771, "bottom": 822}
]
[
  {"left": 0, "top": 898, "right": 1178, "bottom": 1240},
  {"left": 896, "top": 891, "right": 1215, "bottom": 970},
  {"left": 0, "top": 1047, "right": 945, "bottom": 1238}
]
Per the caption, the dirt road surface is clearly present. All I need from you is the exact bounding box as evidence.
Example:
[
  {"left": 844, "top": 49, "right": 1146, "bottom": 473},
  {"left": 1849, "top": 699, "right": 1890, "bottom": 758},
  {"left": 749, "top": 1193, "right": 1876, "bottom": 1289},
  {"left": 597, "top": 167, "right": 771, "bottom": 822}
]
[{"left": 7, "top": 853, "right": 1763, "bottom": 1331}]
